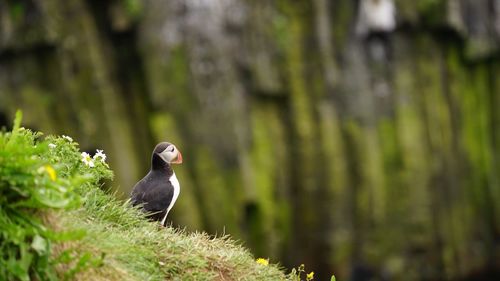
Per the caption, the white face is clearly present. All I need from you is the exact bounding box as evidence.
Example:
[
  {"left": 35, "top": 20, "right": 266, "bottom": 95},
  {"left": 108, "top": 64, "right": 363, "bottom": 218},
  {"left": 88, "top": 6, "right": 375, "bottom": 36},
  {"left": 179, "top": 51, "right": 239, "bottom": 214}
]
[{"left": 159, "top": 144, "right": 182, "bottom": 164}]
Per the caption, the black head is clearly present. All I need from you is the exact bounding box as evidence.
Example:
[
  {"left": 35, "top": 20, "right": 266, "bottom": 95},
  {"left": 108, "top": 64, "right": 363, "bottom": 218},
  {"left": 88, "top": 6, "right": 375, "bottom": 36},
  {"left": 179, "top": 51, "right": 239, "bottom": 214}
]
[{"left": 151, "top": 142, "right": 183, "bottom": 171}]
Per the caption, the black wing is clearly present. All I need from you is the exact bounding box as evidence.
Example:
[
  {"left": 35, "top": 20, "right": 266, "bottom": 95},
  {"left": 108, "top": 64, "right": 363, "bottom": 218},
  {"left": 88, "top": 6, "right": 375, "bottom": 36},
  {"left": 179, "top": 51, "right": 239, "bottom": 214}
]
[{"left": 131, "top": 173, "right": 174, "bottom": 221}]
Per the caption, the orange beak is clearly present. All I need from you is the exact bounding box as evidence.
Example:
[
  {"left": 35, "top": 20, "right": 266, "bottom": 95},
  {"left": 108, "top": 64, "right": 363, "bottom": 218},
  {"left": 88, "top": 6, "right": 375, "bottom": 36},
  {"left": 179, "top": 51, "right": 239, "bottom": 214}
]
[{"left": 172, "top": 150, "right": 183, "bottom": 164}]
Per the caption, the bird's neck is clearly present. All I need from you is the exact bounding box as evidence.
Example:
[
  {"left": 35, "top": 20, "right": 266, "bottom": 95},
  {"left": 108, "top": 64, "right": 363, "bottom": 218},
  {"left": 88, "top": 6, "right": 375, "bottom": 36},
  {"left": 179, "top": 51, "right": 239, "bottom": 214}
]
[{"left": 151, "top": 153, "right": 173, "bottom": 175}]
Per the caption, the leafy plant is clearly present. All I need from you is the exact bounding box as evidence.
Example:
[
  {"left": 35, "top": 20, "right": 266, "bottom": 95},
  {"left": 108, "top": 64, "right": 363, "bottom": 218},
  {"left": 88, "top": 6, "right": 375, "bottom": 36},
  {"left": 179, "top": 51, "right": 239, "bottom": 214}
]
[{"left": 0, "top": 111, "right": 112, "bottom": 281}]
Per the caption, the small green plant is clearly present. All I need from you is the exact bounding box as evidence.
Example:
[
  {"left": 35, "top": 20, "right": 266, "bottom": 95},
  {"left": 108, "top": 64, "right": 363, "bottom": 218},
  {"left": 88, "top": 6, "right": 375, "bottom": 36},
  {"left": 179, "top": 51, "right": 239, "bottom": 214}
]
[
  {"left": 0, "top": 111, "right": 112, "bottom": 281},
  {"left": 286, "top": 263, "right": 336, "bottom": 281},
  {"left": 286, "top": 263, "right": 315, "bottom": 281}
]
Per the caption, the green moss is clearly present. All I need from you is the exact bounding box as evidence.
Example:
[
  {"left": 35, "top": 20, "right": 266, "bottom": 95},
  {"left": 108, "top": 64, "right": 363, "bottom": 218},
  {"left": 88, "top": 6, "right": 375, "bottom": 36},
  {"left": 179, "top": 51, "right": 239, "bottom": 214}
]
[
  {"left": 284, "top": 13, "right": 316, "bottom": 174},
  {"left": 332, "top": 0, "right": 355, "bottom": 49},
  {"left": 318, "top": 104, "right": 348, "bottom": 199},
  {"left": 318, "top": 104, "right": 350, "bottom": 267},
  {"left": 343, "top": 118, "right": 388, "bottom": 229},
  {"left": 191, "top": 147, "right": 239, "bottom": 235},
  {"left": 377, "top": 118, "right": 405, "bottom": 223},
  {"left": 447, "top": 48, "right": 498, "bottom": 271},
  {"left": 9, "top": 2, "right": 25, "bottom": 22},
  {"left": 248, "top": 102, "right": 290, "bottom": 258},
  {"left": 271, "top": 11, "right": 291, "bottom": 56},
  {"left": 417, "top": 0, "right": 446, "bottom": 23},
  {"left": 123, "top": 0, "right": 143, "bottom": 19},
  {"left": 281, "top": 7, "right": 321, "bottom": 266},
  {"left": 362, "top": 125, "right": 386, "bottom": 223},
  {"left": 163, "top": 47, "right": 190, "bottom": 101},
  {"left": 391, "top": 41, "right": 432, "bottom": 237}
]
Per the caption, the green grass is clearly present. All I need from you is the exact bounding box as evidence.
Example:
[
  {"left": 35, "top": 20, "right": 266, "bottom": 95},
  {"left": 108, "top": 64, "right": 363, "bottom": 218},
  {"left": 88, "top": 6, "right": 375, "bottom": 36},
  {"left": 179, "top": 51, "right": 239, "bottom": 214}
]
[
  {"left": 57, "top": 181, "right": 287, "bottom": 280},
  {"left": 0, "top": 111, "right": 293, "bottom": 280}
]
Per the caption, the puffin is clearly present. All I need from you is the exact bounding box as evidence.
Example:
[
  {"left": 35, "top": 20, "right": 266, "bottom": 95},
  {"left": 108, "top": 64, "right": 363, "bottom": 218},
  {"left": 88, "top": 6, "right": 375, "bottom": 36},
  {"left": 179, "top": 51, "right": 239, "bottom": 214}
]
[{"left": 130, "top": 142, "right": 183, "bottom": 226}]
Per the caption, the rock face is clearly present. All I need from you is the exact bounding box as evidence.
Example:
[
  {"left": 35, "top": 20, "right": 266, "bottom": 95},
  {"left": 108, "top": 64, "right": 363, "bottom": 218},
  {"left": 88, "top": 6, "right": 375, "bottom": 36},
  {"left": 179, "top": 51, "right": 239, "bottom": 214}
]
[{"left": 1, "top": 0, "right": 499, "bottom": 280}]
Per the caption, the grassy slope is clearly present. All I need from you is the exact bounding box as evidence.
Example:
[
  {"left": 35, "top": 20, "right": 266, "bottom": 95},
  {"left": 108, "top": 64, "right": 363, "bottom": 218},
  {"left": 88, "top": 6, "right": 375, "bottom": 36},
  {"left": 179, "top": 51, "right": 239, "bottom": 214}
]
[{"left": 54, "top": 186, "right": 286, "bottom": 280}]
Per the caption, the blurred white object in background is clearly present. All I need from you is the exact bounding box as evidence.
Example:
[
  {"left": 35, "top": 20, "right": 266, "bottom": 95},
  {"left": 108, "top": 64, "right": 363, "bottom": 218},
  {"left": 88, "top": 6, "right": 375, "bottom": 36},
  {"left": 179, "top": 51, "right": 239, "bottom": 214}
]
[{"left": 356, "top": 0, "right": 396, "bottom": 36}]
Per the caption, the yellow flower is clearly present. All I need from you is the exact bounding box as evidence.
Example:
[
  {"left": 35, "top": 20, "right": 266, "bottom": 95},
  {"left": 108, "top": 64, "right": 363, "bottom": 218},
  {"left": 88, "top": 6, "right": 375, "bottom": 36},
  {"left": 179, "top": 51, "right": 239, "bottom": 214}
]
[
  {"left": 306, "top": 271, "right": 314, "bottom": 280},
  {"left": 256, "top": 258, "right": 269, "bottom": 266},
  {"left": 44, "top": 165, "right": 57, "bottom": 181}
]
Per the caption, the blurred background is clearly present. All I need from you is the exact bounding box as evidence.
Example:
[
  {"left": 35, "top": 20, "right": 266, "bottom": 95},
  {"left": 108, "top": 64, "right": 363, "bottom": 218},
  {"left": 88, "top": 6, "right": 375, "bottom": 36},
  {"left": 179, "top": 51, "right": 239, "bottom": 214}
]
[{"left": 1, "top": 0, "right": 499, "bottom": 280}]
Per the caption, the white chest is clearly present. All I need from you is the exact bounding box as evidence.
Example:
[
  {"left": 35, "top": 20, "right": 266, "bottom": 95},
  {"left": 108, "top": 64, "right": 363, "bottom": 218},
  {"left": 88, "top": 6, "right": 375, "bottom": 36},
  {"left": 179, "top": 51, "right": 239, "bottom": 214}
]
[
  {"left": 168, "top": 173, "right": 181, "bottom": 212},
  {"left": 160, "top": 172, "right": 181, "bottom": 226}
]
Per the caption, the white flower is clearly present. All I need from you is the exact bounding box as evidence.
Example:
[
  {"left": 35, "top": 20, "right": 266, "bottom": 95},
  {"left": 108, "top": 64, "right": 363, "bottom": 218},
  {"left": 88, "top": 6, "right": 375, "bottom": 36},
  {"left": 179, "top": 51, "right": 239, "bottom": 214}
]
[
  {"left": 93, "top": 149, "right": 107, "bottom": 163},
  {"left": 48, "top": 143, "right": 56, "bottom": 149},
  {"left": 62, "top": 135, "right": 73, "bottom": 142},
  {"left": 81, "top": 152, "right": 95, "bottom": 167}
]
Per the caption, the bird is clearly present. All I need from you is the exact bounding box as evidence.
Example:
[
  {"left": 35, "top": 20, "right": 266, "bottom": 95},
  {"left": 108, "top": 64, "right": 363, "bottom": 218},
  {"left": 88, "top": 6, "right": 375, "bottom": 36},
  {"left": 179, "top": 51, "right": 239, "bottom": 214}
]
[{"left": 130, "top": 142, "right": 183, "bottom": 226}]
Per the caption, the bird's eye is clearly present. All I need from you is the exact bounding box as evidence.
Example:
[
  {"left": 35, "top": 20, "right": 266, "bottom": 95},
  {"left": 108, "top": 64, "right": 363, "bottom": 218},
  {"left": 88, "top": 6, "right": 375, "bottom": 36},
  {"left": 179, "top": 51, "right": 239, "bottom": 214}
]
[{"left": 169, "top": 146, "right": 175, "bottom": 152}]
